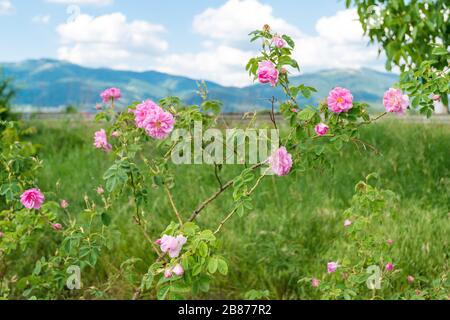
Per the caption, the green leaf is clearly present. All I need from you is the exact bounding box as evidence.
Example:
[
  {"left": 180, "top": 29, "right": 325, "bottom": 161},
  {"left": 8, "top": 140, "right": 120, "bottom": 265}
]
[
  {"left": 431, "top": 46, "right": 448, "bottom": 56},
  {"left": 281, "top": 35, "right": 295, "bottom": 48},
  {"left": 217, "top": 258, "right": 228, "bottom": 275},
  {"left": 157, "top": 285, "right": 170, "bottom": 300},
  {"left": 101, "top": 212, "right": 112, "bottom": 226},
  {"left": 207, "top": 257, "right": 218, "bottom": 274},
  {"left": 297, "top": 108, "right": 316, "bottom": 121},
  {"left": 198, "top": 241, "right": 208, "bottom": 257}
]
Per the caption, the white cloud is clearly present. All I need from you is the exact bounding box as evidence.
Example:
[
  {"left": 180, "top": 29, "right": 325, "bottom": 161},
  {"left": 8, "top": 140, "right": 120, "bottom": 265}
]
[
  {"left": 32, "top": 14, "right": 51, "bottom": 24},
  {"left": 56, "top": 13, "right": 168, "bottom": 70},
  {"left": 156, "top": 45, "right": 254, "bottom": 87},
  {"left": 46, "top": 0, "right": 113, "bottom": 6},
  {"left": 0, "top": 0, "right": 13, "bottom": 15},
  {"left": 294, "top": 9, "right": 383, "bottom": 71},
  {"left": 193, "top": 0, "right": 302, "bottom": 44}
]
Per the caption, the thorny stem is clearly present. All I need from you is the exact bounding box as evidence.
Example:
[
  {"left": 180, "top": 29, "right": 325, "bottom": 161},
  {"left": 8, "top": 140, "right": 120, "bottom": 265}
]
[
  {"left": 188, "top": 162, "right": 264, "bottom": 222},
  {"left": 351, "top": 138, "right": 380, "bottom": 155},
  {"left": 269, "top": 96, "right": 278, "bottom": 130},
  {"left": 165, "top": 186, "right": 183, "bottom": 225},
  {"left": 214, "top": 168, "right": 269, "bottom": 234}
]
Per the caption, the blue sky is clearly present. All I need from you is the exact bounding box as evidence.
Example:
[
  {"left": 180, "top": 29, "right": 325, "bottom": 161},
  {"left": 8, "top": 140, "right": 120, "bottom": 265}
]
[{"left": 0, "top": 0, "right": 385, "bottom": 86}]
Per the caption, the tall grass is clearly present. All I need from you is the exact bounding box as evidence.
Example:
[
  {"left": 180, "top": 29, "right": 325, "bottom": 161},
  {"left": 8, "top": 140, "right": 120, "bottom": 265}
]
[{"left": 27, "top": 119, "right": 449, "bottom": 299}]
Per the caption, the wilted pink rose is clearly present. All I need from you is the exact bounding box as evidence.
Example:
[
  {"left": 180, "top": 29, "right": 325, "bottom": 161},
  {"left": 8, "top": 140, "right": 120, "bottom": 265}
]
[
  {"left": 383, "top": 88, "right": 409, "bottom": 114},
  {"left": 315, "top": 123, "right": 329, "bottom": 136},
  {"left": 20, "top": 188, "right": 45, "bottom": 210},
  {"left": 164, "top": 269, "right": 173, "bottom": 278},
  {"left": 268, "top": 147, "right": 293, "bottom": 177},
  {"left": 327, "top": 87, "right": 353, "bottom": 113},
  {"left": 311, "top": 278, "right": 320, "bottom": 288},
  {"left": 172, "top": 264, "right": 184, "bottom": 276},
  {"left": 344, "top": 219, "right": 352, "bottom": 227},
  {"left": 94, "top": 129, "right": 112, "bottom": 152},
  {"left": 327, "top": 262, "right": 339, "bottom": 273},
  {"left": 60, "top": 199, "right": 69, "bottom": 209},
  {"left": 111, "top": 131, "right": 121, "bottom": 138},
  {"left": 52, "top": 223, "right": 62, "bottom": 231},
  {"left": 257, "top": 60, "right": 279, "bottom": 87},
  {"left": 385, "top": 263, "right": 394, "bottom": 271},
  {"left": 144, "top": 109, "right": 175, "bottom": 140},
  {"left": 386, "top": 239, "right": 394, "bottom": 246},
  {"left": 100, "top": 87, "right": 121, "bottom": 103},
  {"left": 157, "top": 234, "right": 187, "bottom": 258},
  {"left": 273, "top": 36, "right": 286, "bottom": 48},
  {"left": 407, "top": 275, "right": 414, "bottom": 284},
  {"left": 97, "top": 186, "right": 105, "bottom": 195}
]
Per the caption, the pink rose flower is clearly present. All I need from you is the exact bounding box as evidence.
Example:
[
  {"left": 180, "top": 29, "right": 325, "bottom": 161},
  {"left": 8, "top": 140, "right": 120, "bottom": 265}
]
[
  {"left": 327, "top": 262, "right": 339, "bottom": 273},
  {"left": 315, "top": 123, "right": 329, "bottom": 136},
  {"left": 268, "top": 147, "right": 293, "bottom": 177},
  {"left": 407, "top": 275, "right": 414, "bottom": 284},
  {"left": 60, "top": 199, "right": 69, "bottom": 209},
  {"left": 257, "top": 60, "right": 279, "bottom": 87},
  {"left": 383, "top": 88, "right": 409, "bottom": 114},
  {"left": 273, "top": 36, "right": 286, "bottom": 48},
  {"left": 172, "top": 264, "right": 184, "bottom": 276},
  {"left": 95, "top": 104, "right": 102, "bottom": 110},
  {"left": 164, "top": 269, "right": 173, "bottom": 278},
  {"left": 100, "top": 87, "right": 121, "bottom": 103},
  {"left": 386, "top": 239, "right": 394, "bottom": 246},
  {"left": 52, "top": 223, "right": 62, "bottom": 231},
  {"left": 157, "top": 234, "right": 187, "bottom": 258},
  {"left": 144, "top": 109, "right": 175, "bottom": 140},
  {"left": 97, "top": 186, "right": 105, "bottom": 195},
  {"left": 327, "top": 87, "right": 353, "bottom": 113},
  {"left": 344, "top": 219, "right": 352, "bottom": 227},
  {"left": 20, "top": 188, "right": 45, "bottom": 210},
  {"left": 385, "top": 263, "right": 394, "bottom": 271},
  {"left": 130, "top": 100, "right": 175, "bottom": 139},
  {"left": 311, "top": 278, "right": 320, "bottom": 288},
  {"left": 111, "top": 131, "right": 121, "bottom": 138},
  {"left": 129, "top": 100, "right": 161, "bottom": 129},
  {"left": 94, "top": 129, "right": 112, "bottom": 152}
]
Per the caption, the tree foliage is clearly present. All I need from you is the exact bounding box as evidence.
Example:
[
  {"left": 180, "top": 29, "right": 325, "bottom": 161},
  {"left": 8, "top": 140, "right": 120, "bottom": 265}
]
[{"left": 347, "top": 0, "right": 450, "bottom": 114}]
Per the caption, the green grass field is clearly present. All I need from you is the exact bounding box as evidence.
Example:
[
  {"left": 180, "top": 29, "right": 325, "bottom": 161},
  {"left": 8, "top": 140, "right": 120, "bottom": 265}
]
[{"left": 26, "top": 118, "right": 449, "bottom": 299}]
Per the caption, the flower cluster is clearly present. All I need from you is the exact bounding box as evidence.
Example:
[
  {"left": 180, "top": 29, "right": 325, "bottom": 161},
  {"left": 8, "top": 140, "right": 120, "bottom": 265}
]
[{"left": 129, "top": 100, "right": 175, "bottom": 139}]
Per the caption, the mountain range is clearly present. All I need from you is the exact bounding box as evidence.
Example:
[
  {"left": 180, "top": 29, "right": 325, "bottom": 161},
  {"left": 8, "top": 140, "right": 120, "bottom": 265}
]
[{"left": 0, "top": 59, "right": 398, "bottom": 113}]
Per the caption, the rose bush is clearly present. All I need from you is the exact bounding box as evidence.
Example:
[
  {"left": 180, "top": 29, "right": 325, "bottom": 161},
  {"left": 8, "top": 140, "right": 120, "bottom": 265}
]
[{"left": 0, "top": 26, "right": 445, "bottom": 300}]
